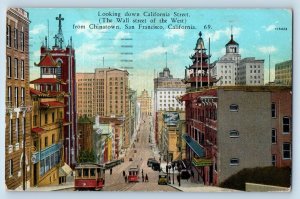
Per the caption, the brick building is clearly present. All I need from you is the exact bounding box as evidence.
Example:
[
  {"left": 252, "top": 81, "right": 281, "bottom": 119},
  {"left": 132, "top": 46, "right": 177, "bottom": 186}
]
[{"left": 5, "top": 8, "right": 31, "bottom": 190}]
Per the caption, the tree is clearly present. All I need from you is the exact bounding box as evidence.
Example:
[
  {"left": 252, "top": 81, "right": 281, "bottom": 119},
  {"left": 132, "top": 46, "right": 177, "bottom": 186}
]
[{"left": 77, "top": 149, "right": 96, "bottom": 163}]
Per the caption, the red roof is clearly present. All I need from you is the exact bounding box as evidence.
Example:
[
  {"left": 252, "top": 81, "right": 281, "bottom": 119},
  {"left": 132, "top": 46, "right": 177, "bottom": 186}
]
[
  {"left": 30, "top": 78, "right": 57, "bottom": 84},
  {"left": 30, "top": 78, "right": 65, "bottom": 84},
  {"left": 32, "top": 127, "right": 44, "bottom": 134},
  {"left": 30, "top": 88, "right": 45, "bottom": 96},
  {"left": 34, "top": 53, "right": 58, "bottom": 67},
  {"left": 40, "top": 101, "right": 65, "bottom": 108},
  {"left": 181, "top": 88, "right": 217, "bottom": 101}
]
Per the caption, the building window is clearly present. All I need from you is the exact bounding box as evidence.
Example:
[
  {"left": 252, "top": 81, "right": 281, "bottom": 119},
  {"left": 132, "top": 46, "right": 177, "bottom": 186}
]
[
  {"left": 21, "top": 60, "right": 25, "bottom": 80},
  {"left": 21, "top": 87, "right": 25, "bottom": 104},
  {"left": 229, "top": 130, "right": 239, "bottom": 138},
  {"left": 14, "top": 58, "right": 18, "bottom": 79},
  {"left": 52, "top": 134, "right": 55, "bottom": 144},
  {"left": 283, "top": 117, "right": 290, "bottom": 133},
  {"left": 15, "top": 87, "right": 18, "bottom": 107},
  {"left": 272, "top": 155, "right": 276, "bottom": 166},
  {"left": 272, "top": 128, "right": 277, "bottom": 144},
  {"left": 230, "top": 158, "right": 239, "bottom": 166},
  {"left": 45, "top": 137, "right": 48, "bottom": 147},
  {"left": 7, "top": 56, "right": 11, "bottom": 78},
  {"left": 282, "top": 142, "right": 291, "bottom": 159},
  {"left": 7, "top": 25, "right": 11, "bottom": 47},
  {"left": 7, "top": 86, "right": 12, "bottom": 104},
  {"left": 9, "top": 159, "right": 13, "bottom": 177},
  {"left": 14, "top": 28, "right": 18, "bottom": 49},
  {"left": 20, "top": 31, "right": 24, "bottom": 51},
  {"left": 9, "top": 119, "right": 13, "bottom": 145},
  {"left": 33, "top": 115, "right": 37, "bottom": 126},
  {"left": 229, "top": 104, "right": 239, "bottom": 112},
  {"left": 52, "top": 112, "right": 55, "bottom": 123},
  {"left": 45, "top": 113, "right": 48, "bottom": 124},
  {"left": 271, "top": 103, "right": 276, "bottom": 118},
  {"left": 16, "top": 118, "right": 19, "bottom": 143}
]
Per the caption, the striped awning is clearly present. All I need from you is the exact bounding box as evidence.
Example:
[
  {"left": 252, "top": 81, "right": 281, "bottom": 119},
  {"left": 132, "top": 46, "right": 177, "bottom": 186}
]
[{"left": 182, "top": 134, "right": 205, "bottom": 157}]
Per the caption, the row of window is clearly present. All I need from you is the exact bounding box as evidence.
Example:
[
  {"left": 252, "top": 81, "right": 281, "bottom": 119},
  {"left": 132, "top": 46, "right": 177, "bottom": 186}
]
[
  {"left": 7, "top": 86, "right": 25, "bottom": 107},
  {"left": 157, "top": 91, "right": 184, "bottom": 94},
  {"left": 6, "top": 25, "right": 25, "bottom": 51},
  {"left": 158, "top": 103, "right": 183, "bottom": 107},
  {"left": 7, "top": 57, "right": 25, "bottom": 80},
  {"left": 8, "top": 117, "right": 25, "bottom": 146}
]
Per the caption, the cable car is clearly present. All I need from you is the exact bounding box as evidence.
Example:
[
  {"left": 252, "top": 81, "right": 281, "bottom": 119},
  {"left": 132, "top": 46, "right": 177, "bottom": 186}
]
[
  {"left": 74, "top": 163, "right": 105, "bottom": 191},
  {"left": 128, "top": 167, "right": 139, "bottom": 182}
]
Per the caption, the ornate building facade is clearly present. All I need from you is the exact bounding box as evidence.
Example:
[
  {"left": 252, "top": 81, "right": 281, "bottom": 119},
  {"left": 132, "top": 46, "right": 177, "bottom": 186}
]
[{"left": 36, "top": 14, "right": 77, "bottom": 166}]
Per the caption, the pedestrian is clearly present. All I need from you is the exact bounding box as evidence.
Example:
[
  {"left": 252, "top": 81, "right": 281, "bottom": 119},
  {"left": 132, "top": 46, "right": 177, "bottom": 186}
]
[
  {"left": 142, "top": 174, "right": 144, "bottom": 182},
  {"left": 142, "top": 169, "right": 143, "bottom": 175},
  {"left": 110, "top": 168, "right": 112, "bottom": 175},
  {"left": 191, "top": 170, "right": 194, "bottom": 179},
  {"left": 123, "top": 170, "right": 125, "bottom": 177},
  {"left": 125, "top": 175, "right": 127, "bottom": 183},
  {"left": 177, "top": 174, "right": 181, "bottom": 187},
  {"left": 145, "top": 174, "right": 148, "bottom": 182}
]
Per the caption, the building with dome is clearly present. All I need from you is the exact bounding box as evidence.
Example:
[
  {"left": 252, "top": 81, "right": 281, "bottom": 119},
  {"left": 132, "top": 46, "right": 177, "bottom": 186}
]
[{"left": 211, "top": 31, "right": 264, "bottom": 86}]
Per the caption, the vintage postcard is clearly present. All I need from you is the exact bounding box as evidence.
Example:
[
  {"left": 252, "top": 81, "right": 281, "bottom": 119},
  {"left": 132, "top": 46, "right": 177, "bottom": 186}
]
[{"left": 5, "top": 8, "right": 292, "bottom": 192}]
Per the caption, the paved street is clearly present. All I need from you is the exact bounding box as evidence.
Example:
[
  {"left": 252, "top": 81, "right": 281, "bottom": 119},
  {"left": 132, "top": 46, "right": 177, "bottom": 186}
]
[{"left": 102, "top": 116, "right": 178, "bottom": 192}]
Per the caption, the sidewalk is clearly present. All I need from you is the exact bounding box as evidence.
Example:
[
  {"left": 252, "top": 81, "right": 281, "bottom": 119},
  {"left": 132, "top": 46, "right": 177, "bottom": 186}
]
[
  {"left": 168, "top": 179, "right": 240, "bottom": 192},
  {"left": 27, "top": 181, "right": 74, "bottom": 191},
  {"left": 26, "top": 175, "right": 74, "bottom": 191}
]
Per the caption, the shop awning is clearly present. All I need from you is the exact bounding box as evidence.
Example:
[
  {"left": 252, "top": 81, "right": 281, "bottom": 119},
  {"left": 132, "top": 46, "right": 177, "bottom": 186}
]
[
  {"left": 59, "top": 163, "right": 73, "bottom": 177},
  {"left": 182, "top": 134, "right": 205, "bottom": 157},
  {"left": 31, "top": 127, "right": 45, "bottom": 134}
]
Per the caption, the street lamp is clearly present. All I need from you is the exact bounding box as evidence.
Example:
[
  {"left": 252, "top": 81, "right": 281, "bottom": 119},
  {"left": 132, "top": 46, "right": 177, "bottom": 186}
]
[
  {"left": 19, "top": 102, "right": 31, "bottom": 191},
  {"left": 172, "top": 165, "right": 174, "bottom": 184}
]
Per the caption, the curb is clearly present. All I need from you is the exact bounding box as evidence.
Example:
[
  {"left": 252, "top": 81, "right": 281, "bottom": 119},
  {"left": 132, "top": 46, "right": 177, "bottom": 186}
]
[{"left": 168, "top": 184, "right": 183, "bottom": 192}]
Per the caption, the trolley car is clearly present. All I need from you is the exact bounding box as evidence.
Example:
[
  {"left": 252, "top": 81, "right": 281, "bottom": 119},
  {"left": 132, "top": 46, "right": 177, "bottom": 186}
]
[
  {"left": 74, "top": 163, "right": 105, "bottom": 191},
  {"left": 127, "top": 167, "right": 139, "bottom": 182}
]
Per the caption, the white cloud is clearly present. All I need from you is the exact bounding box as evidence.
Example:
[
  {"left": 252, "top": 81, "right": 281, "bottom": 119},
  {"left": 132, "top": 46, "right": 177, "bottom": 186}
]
[
  {"left": 139, "top": 44, "right": 180, "bottom": 58},
  {"left": 113, "top": 31, "right": 131, "bottom": 45},
  {"left": 165, "top": 29, "right": 185, "bottom": 38},
  {"left": 264, "top": 24, "right": 276, "bottom": 32},
  {"left": 258, "top": 46, "right": 277, "bottom": 54},
  {"left": 74, "top": 20, "right": 111, "bottom": 39},
  {"left": 263, "top": 21, "right": 279, "bottom": 32},
  {"left": 30, "top": 24, "right": 47, "bottom": 35},
  {"left": 203, "top": 27, "right": 242, "bottom": 42}
]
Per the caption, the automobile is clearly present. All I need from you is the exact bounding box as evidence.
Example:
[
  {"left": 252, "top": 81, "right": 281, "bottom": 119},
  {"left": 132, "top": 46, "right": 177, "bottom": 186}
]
[
  {"left": 180, "top": 169, "right": 191, "bottom": 179},
  {"left": 151, "top": 161, "right": 160, "bottom": 171},
  {"left": 158, "top": 172, "right": 168, "bottom": 185},
  {"left": 129, "top": 157, "right": 133, "bottom": 161},
  {"left": 147, "top": 158, "right": 156, "bottom": 167}
]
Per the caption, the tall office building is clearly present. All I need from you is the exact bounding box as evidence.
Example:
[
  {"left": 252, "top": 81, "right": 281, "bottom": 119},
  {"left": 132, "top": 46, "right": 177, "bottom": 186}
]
[
  {"left": 154, "top": 67, "right": 186, "bottom": 112},
  {"left": 76, "top": 68, "right": 130, "bottom": 148},
  {"left": 275, "top": 60, "right": 292, "bottom": 85}
]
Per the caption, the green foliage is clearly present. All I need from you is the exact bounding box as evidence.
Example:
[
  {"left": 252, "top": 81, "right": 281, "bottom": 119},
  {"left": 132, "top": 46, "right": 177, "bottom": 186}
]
[
  {"left": 77, "top": 149, "right": 96, "bottom": 163},
  {"left": 220, "top": 166, "right": 291, "bottom": 191}
]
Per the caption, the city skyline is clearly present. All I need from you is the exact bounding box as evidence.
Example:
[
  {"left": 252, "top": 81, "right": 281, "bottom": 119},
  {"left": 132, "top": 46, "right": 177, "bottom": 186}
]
[{"left": 27, "top": 8, "right": 292, "bottom": 94}]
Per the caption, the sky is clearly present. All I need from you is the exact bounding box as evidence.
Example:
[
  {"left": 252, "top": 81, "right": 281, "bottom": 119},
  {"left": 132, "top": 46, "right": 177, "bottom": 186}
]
[{"left": 26, "top": 8, "right": 292, "bottom": 95}]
